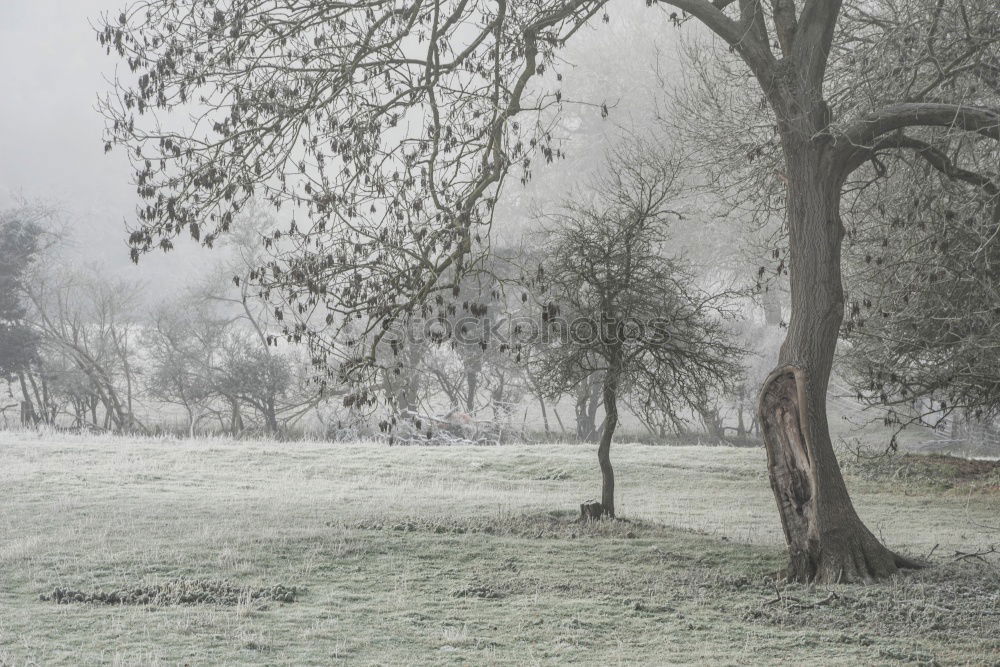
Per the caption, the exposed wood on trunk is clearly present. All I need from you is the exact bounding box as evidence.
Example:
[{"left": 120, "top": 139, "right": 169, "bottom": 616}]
[
  {"left": 758, "top": 366, "right": 817, "bottom": 561},
  {"left": 758, "top": 365, "right": 925, "bottom": 582}
]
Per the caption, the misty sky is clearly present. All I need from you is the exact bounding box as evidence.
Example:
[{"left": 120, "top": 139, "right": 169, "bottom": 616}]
[
  {"left": 0, "top": 0, "right": 209, "bottom": 285},
  {"left": 0, "top": 1, "right": 686, "bottom": 290}
]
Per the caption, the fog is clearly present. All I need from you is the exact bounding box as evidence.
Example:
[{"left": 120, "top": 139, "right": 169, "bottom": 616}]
[{"left": 0, "top": 0, "right": 214, "bottom": 293}]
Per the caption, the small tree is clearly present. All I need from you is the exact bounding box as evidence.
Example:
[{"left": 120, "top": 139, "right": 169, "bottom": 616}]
[
  {"left": 0, "top": 219, "right": 40, "bottom": 421},
  {"left": 144, "top": 301, "right": 226, "bottom": 436},
  {"left": 25, "top": 268, "right": 143, "bottom": 432},
  {"left": 213, "top": 331, "right": 292, "bottom": 435},
  {"left": 530, "top": 148, "right": 744, "bottom": 517},
  {"left": 0, "top": 204, "right": 54, "bottom": 425}
]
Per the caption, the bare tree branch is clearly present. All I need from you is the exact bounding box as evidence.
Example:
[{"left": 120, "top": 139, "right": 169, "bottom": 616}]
[{"left": 835, "top": 103, "right": 1000, "bottom": 176}]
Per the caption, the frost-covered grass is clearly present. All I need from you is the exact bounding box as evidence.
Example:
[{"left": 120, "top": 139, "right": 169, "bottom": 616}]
[{"left": 0, "top": 429, "right": 998, "bottom": 664}]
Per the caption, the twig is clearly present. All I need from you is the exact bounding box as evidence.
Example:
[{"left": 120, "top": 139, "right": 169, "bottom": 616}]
[{"left": 952, "top": 545, "right": 998, "bottom": 562}]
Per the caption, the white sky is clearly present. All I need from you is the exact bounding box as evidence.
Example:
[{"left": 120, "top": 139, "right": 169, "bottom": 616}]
[{"left": 0, "top": 0, "right": 209, "bottom": 286}]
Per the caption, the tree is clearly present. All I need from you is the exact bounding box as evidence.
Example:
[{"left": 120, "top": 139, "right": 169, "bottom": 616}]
[
  {"left": 144, "top": 300, "right": 226, "bottom": 436},
  {"left": 25, "top": 267, "right": 143, "bottom": 432},
  {"left": 0, "top": 214, "right": 42, "bottom": 423},
  {"left": 657, "top": 0, "right": 1000, "bottom": 581},
  {"left": 0, "top": 203, "right": 62, "bottom": 425},
  {"left": 101, "top": 0, "right": 1000, "bottom": 580},
  {"left": 827, "top": 6, "right": 1000, "bottom": 438},
  {"left": 530, "top": 147, "right": 743, "bottom": 517},
  {"left": 749, "top": 0, "right": 999, "bottom": 581},
  {"left": 195, "top": 205, "right": 325, "bottom": 435},
  {"left": 840, "top": 152, "right": 1000, "bottom": 434},
  {"left": 213, "top": 332, "right": 291, "bottom": 434}
]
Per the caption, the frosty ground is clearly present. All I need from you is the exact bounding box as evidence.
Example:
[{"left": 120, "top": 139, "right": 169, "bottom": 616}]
[{"left": 1, "top": 430, "right": 998, "bottom": 665}]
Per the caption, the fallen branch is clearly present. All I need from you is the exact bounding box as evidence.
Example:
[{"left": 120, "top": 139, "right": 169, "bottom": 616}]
[
  {"left": 763, "top": 586, "right": 845, "bottom": 610},
  {"left": 952, "top": 545, "right": 999, "bottom": 562}
]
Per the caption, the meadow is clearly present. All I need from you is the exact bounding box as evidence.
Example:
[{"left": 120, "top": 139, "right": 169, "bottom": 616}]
[{"left": 1, "top": 430, "right": 998, "bottom": 665}]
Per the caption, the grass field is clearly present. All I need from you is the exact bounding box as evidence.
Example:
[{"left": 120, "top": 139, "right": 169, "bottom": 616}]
[{"left": 1, "top": 430, "right": 999, "bottom": 665}]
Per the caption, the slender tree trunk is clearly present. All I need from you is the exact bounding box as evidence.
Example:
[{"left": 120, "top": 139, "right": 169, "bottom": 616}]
[
  {"left": 597, "top": 366, "right": 619, "bottom": 518},
  {"left": 759, "top": 142, "right": 921, "bottom": 583},
  {"left": 552, "top": 407, "right": 566, "bottom": 434},
  {"left": 491, "top": 373, "right": 508, "bottom": 421},
  {"left": 26, "top": 371, "right": 47, "bottom": 425},
  {"left": 263, "top": 400, "right": 279, "bottom": 435},
  {"left": 537, "top": 394, "right": 550, "bottom": 435},
  {"left": 17, "top": 373, "right": 36, "bottom": 426},
  {"left": 231, "top": 400, "right": 244, "bottom": 434},
  {"left": 465, "top": 367, "right": 478, "bottom": 414},
  {"left": 39, "top": 371, "right": 53, "bottom": 424}
]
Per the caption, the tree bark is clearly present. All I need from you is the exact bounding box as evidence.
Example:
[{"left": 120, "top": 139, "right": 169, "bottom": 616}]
[
  {"left": 597, "top": 366, "right": 619, "bottom": 518},
  {"left": 759, "top": 145, "right": 922, "bottom": 582}
]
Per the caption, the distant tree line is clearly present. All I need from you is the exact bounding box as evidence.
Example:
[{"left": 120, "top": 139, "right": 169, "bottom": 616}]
[
  {"left": 0, "top": 203, "right": 321, "bottom": 435},
  {"left": 1, "top": 197, "right": 766, "bottom": 448}
]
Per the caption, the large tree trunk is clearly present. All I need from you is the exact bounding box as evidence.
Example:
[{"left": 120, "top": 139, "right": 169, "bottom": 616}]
[
  {"left": 759, "top": 144, "right": 921, "bottom": 582},
  {"left": 597, "top": 367, "right": 619, "bottom": 518}
]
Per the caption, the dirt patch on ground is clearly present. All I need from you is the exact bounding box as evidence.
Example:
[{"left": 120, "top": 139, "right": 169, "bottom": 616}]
[
  {"left": 39, "top": 579, "right": 299, "bottom": 606},
  {"left": 344, "top": 511, "right": 664, "bottom": 540}
]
